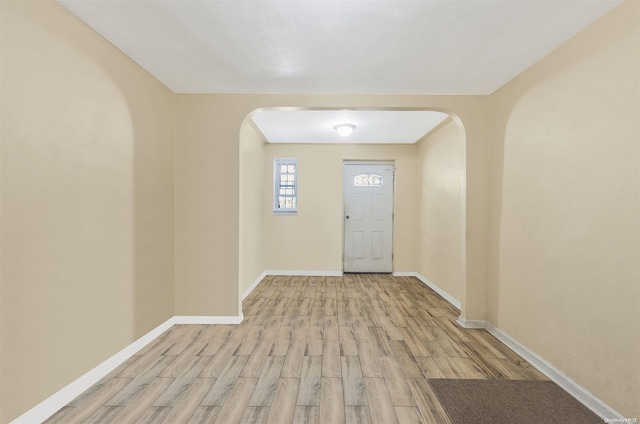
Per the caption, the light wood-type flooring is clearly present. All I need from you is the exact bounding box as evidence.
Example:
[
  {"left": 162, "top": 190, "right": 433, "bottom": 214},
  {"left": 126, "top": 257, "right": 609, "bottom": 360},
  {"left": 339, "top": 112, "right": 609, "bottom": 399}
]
[{"left": 45, "top": 274, "right": 548, "bottom": 424}]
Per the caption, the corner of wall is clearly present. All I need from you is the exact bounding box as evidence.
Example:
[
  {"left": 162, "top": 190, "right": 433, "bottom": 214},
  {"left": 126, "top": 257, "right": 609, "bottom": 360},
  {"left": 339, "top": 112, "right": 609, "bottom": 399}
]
[
  {"left": 485, "top": 84, "right": 502, "bottom": 326},
  {"left": 0, "top": 3, "right": 4, "bottom": 421}
]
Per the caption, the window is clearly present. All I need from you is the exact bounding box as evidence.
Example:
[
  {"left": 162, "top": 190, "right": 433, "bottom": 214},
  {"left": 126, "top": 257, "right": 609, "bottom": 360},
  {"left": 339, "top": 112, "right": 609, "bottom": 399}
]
[
  {"left": 274, "top": 158, "right": 298, "bottom": 214},
  {"left": 354, "top": 173, "right": 383, "bottom": 187}
]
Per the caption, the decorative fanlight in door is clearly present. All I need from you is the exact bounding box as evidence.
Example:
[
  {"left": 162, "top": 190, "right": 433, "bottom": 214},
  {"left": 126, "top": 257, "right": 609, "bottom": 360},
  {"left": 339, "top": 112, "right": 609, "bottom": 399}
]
[{"left": 354, "top": 174, "right": 384, "bottom": 187}]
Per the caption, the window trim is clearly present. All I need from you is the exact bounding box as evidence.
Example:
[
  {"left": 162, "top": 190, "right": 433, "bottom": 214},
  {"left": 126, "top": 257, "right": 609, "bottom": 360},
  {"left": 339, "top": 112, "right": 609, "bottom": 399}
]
[{"left": 273, "top": 158, "right": 298, "bottom": 214}]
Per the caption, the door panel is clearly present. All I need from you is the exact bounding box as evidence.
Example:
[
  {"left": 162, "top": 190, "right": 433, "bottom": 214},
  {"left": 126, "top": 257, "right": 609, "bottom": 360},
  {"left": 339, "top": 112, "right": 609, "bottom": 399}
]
[
  {"left": 372, "top": 231, "right": 383, "bottom": 259},
  {"left": 372, "top": 193, "right": 383, "bottom": 221},
  {"left": 354, "top": 194, "right": 365, "bottom": 220},
  {"left": 353, "top": 231, "right": 364, "bottom": 258},
  {"left": 343, "top": 163, "right": 394, "bottom": 273}
]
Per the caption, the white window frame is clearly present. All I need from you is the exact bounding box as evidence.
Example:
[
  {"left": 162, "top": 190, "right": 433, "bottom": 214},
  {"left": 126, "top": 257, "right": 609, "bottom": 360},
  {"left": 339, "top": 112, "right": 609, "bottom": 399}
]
[{"left": 273, "top": 158, "right": 298, "bottom": 214}]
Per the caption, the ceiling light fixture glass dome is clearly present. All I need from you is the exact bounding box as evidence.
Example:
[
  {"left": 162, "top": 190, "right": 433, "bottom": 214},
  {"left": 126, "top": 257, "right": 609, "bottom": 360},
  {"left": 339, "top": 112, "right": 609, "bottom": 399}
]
[{"left": 334, "top": 123, "right": 355, "bottom": 137}]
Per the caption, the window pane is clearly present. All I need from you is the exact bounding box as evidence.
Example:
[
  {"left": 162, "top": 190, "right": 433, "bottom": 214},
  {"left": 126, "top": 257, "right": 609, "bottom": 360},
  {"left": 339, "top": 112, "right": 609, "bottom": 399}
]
[
  {"left": 275, "top": 158, "right": 298, "bottom": 212},
  {"left": 354, "top": 174, "right": 383, "bottom": 187}
]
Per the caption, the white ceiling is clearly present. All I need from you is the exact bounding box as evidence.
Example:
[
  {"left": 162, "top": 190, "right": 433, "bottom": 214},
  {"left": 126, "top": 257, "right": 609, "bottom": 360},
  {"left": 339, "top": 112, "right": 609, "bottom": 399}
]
[
  {"left": 58, "top": 0, "right": 620, "bottom": 95},
  {"left": 251, "top": 110, "right": 450, "bottom": 144}
]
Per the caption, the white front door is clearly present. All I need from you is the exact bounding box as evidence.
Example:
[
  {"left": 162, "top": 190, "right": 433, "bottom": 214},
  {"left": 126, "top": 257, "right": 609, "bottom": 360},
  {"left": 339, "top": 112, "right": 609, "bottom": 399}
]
[{"left": 343, "top": 163, "right": 394, "bottom": 273}]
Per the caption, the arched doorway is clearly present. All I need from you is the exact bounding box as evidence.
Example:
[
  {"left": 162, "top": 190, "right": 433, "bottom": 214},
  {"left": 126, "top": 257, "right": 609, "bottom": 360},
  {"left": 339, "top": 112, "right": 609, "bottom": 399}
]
[{"left": 238, "top": 107, "right": 467, "bottom": 318}]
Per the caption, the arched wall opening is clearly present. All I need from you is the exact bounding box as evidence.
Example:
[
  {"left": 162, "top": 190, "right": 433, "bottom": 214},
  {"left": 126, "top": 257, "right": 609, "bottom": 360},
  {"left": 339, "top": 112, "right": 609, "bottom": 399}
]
[
  {"left": 174, "top": 94, "right": 489, "bottom": 324},
  {"left": 238, "top": 107, "right": 468, "bottom": 316}
]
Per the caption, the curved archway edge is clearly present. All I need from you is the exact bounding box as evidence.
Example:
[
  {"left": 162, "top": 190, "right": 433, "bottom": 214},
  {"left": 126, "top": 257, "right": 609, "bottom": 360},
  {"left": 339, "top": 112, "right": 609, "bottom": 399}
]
[{"left": 228, "top": 97, "right": 491, "bottom": 324}]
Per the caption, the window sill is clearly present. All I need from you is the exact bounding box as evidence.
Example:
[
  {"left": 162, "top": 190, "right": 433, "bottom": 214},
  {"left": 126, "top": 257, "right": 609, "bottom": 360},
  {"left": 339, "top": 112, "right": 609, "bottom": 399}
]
[{"left": 273, "top": 210, "right": 298, "bottom": 216}]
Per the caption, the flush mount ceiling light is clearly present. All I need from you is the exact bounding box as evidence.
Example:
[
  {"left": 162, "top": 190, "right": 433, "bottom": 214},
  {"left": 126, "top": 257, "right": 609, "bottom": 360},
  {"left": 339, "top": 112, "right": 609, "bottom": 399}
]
[{"left": 334, "top": 123, "right": 355, "bottom": 137}]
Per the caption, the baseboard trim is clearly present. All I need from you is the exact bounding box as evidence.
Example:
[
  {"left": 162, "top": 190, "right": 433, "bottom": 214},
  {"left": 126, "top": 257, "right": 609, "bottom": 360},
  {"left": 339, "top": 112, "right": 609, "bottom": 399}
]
[
  {"left": 266, "top": 270, "right": 343, "bottom": 277},
  {"left": 243, "top": 271, "right": 268, "bottom": 300},
  {"left": 456, "top": 316, "right": 486, "bottom": 329},
  {"left": 11, "top": 316, "right": 175, "bottom": 424},
  {"left": 11, "top": 314, "right": 244, "bottom": 424},
  {"left": 483, "top": 321, "right": 626, "bottom": 421},
  {"left": 394, "top": 272, "right": 462, "bottom": 310},
  {"left": 172, "top": 315, "right": 244, "bottom": 325},
  {"left": 454, "top": 318, "right": 625, "bottom": 421},
  {"left": 392, "top": 272, "right": 416, "bottom": 277}
]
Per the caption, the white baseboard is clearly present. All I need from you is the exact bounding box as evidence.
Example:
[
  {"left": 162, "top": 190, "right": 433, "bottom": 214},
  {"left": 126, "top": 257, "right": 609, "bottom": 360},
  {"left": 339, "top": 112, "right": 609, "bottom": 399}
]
[
  {"left": 172, "top": 315, "right": 244, "bottom": 325},
  {"left": 392, "top": 272, "right": 416, "bottom": 277},
  {"left": 11, "top": 316, "right": 175, "bottom": 424},
  {"left": 243, "top": 271, "right": 268, "bottom": 300},
  {"left": 11, "top": 314, "right": 244, "bottom": 424},
  {"left": 456, "top": 316, "right": 486, "bottom": 329},
  {"left": 394, "top": 272, "right": 462, "bottom": 310},
  {"left": 454, "top": 318, "right": 626, "bottom": 421},
  {"left": 483, "top": 322, "right": 626, "bottom": 421},
  {"left": 266, "top": 270, "right": 343, "bottom": 277}
]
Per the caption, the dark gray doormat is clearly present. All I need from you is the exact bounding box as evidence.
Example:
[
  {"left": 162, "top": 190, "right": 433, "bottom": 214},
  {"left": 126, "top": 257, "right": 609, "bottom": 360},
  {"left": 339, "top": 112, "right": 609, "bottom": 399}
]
[{"left": 428, "top": 379, "right": 603, "bottom": 424}]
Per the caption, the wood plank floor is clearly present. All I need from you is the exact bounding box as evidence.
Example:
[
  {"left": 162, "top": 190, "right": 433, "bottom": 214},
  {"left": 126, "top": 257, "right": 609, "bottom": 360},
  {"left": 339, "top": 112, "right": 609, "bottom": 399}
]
[{"left": 45, "top": 274, "right": 548, "bottom": 424}]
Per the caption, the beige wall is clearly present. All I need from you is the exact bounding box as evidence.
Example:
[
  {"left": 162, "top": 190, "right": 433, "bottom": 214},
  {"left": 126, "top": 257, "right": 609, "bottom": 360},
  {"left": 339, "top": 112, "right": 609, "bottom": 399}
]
[
  {"left": 0, "top": 2, "right": 175, "bottom": 421},
  {"left": 488, "top": 0, "right": 639, "bottom": 417},
  {"left": 175, "top": 95, "right": 243, "bottom": 316},
  {"left": 418, "top": 119, "right": 464, "bottom": 301},
  {"left": 240, "top": 124, "right": 266, "bottom": 294},
  {"left": 263, "top": 143, "right": 420, "bottom": 272}
]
